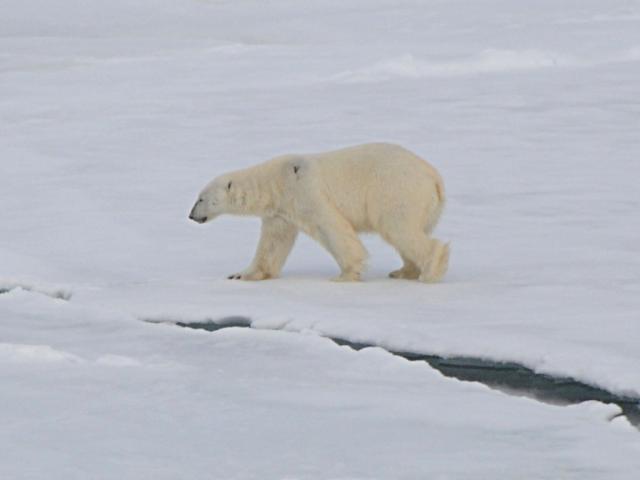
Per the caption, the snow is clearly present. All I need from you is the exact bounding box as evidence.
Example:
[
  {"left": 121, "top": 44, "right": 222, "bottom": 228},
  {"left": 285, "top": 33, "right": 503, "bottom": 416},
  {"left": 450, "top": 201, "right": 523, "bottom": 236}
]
[
  {"left": 331, "top": 49, "right": 576, "bottom": 82},
  {"left": 3, "top": 288, "right": 640, "bottom": 479},
  {"left": 1, "top": 0, "right": 640, "bottom": 477}
]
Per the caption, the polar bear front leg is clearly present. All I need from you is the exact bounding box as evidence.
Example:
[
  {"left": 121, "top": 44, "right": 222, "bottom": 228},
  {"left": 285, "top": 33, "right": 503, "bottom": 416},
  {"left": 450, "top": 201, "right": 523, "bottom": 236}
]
[{"left": 228, "top": 216, "right": 298, "bottom": 281}]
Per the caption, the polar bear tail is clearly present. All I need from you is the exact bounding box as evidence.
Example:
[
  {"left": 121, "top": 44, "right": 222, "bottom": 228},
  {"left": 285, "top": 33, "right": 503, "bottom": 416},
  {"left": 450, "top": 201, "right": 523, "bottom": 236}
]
[
  {"left": 422, "top": 177, "right": 449, "bottom": 283},
  {"left": 425, "top": 177, "right": 446, "bottom": 234},
  {"left": 435, "top": 178, "right": 445, "bottom": 204}
]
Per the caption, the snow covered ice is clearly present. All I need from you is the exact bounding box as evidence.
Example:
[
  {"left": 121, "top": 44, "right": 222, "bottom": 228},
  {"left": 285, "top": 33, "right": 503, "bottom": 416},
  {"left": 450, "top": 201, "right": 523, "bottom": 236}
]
[{"left": 2, "top": 0, "right": 640, "bottom": 478}]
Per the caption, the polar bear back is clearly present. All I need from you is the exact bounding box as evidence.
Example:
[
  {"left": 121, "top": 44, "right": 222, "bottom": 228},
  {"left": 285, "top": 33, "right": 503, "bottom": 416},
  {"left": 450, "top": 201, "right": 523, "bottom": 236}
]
[{"left": 302, "top": 143, "right": 444, "bottom": 232}]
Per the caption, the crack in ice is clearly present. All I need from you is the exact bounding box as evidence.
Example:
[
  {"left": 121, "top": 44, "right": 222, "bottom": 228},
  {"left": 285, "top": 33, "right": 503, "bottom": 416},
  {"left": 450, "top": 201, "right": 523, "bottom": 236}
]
[
  {"left": 145, "top": 316, "right": 640, "bottom": 430},
  {"left": 0, "top": 284, "right": 71, "bottom": 300}
]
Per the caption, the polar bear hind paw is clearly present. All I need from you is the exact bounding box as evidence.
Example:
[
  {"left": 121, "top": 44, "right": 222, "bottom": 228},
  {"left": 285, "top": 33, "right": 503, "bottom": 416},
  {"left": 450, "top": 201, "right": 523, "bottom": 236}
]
[
  {"left": 331, "top": 271, "right": 361, "bottom": 282},
  {"left": 388, "top": 266, "right": 420, "bottom": 280}
]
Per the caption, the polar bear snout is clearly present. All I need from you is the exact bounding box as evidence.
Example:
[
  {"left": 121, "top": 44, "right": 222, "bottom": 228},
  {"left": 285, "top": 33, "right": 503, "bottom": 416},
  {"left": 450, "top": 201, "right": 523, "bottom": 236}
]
[
  {"left": 189, "top": 200, "right": 209, "bottom": 224},
  {"left": 188, "top": 212, "right": 208, "bottom": 223}
]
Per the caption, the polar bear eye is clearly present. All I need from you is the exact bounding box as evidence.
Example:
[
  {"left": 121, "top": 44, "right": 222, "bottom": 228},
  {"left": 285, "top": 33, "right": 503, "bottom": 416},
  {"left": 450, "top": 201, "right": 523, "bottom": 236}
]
[{"left": 227, "top": 181, "right": 232, "bottom": 191}]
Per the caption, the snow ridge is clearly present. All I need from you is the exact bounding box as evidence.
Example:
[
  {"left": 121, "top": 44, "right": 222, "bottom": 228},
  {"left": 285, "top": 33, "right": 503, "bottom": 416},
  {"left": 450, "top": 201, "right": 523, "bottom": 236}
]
[{"left": 331, "top": 49, "right": 575, "bottom": 83}]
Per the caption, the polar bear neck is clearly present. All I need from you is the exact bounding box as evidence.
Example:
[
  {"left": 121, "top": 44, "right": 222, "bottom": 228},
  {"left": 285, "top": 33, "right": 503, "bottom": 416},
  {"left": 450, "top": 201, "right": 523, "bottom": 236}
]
[{"left": 229, "top": 161, "right": 283, "bottom": 217}]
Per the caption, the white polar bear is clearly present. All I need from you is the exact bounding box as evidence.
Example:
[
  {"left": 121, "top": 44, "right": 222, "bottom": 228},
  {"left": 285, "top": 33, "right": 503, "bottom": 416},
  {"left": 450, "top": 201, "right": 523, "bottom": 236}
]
[{"left": 189, "top": 143, "right": 449, "bottom": 282}]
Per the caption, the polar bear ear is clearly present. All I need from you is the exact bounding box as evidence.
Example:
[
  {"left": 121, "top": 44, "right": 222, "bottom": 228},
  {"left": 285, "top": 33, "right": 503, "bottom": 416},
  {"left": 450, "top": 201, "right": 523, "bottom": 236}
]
[{"left": 289, "top": 157, "right": 305, "bottom": 178}]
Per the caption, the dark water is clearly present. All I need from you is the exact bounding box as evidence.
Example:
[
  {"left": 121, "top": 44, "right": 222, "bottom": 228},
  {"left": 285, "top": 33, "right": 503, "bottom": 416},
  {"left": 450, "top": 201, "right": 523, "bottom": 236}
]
[
  {"left": 0, "top": 286, "right": 70, "bottom": 300},
  {"left": 153, "top": 317, "right": 640, "bottom": 429}
]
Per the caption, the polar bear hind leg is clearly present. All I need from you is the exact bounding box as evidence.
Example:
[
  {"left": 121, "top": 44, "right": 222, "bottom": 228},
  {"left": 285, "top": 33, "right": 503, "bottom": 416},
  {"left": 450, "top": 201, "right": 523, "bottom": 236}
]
[
  {"left": 420, "top": 240, "right": 450, "bottom": 283},
  {"left": 302, "top": 208, "right": 367, "bottom": 282},
  {"left": 383, "top": 225, "right": 449, "bottom": 283}
]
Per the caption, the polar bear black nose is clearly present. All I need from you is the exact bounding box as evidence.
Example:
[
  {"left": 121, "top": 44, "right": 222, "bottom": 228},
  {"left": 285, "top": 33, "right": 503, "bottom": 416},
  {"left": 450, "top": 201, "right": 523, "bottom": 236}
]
[
  {"left": 188, "top": 212, "right": 207, "bottom": 223},
  {"left": 188, "top": 207, "right": 207, "bottom": 223}
]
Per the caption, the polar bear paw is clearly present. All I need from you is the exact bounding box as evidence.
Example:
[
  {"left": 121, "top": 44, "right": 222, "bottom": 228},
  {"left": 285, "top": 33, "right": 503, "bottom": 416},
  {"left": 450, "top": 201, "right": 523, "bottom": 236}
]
[
  {"left": 331, "top": 271, "right": 361, "bottom": 282},
  {"left": 227, "top": 270, "right": 271, "bottom": 281},
  {"left": 388, "top": 266, "right": 420, "bottom": 280}
]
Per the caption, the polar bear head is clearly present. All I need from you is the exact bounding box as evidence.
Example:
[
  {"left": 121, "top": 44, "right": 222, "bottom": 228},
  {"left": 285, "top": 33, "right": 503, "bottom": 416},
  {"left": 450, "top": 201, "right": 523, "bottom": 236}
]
[{"left": 188, "top": 176, "right": 236, "bottom": 223}]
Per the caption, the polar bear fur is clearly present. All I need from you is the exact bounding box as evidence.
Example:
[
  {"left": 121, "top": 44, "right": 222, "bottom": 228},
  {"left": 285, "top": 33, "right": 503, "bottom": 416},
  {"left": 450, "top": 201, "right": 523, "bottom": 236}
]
[{"left": 189, "top": 143, "right": 449, "bottom": 282}]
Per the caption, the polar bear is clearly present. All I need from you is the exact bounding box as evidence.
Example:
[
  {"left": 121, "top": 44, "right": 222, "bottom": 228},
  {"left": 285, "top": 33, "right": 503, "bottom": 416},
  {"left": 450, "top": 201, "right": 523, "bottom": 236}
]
[{"left": 189, "top": 143, "right": 449, "bottom": 282}]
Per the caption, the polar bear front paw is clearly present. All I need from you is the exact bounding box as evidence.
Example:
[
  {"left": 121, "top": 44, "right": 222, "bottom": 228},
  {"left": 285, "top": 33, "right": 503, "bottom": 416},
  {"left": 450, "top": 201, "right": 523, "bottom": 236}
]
[{"left": 227, "top": 270, "right": 270, "bottom": 281}]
